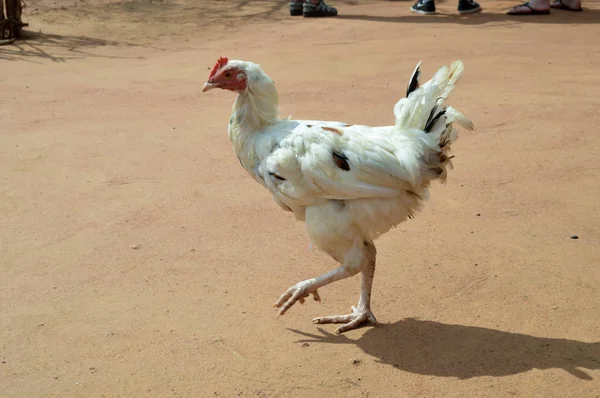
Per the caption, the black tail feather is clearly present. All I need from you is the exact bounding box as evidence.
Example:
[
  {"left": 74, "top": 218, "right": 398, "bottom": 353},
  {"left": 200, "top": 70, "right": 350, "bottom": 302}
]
[
  {"left": 424, "top": 105, "right": 438, "bottom": 131},
  {"left": 425, "top": 108, "right": 447, "bottom": 133},
  {"left": 406, "top": 63, "right": 421, "bottom": 98}
]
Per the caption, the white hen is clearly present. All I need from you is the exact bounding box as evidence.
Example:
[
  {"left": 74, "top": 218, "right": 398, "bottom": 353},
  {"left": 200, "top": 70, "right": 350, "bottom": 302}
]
[{"left": 202, "top": 57, "right": 473, "bottom": 334}]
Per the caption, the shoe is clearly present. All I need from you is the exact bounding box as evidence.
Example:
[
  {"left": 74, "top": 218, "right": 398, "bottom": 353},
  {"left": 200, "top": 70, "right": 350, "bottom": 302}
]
[
  {"left": 289, "top": 0, "right": 303, "bottom": 16},
  {"left": 411, "top": 0, "right": 436, "bottom": 15},
  {"left": 458, "top": 0, "right": 482, "bottom": 14},
  {"left": 303, "top": 0, "right": 338, "bottom": 17}
]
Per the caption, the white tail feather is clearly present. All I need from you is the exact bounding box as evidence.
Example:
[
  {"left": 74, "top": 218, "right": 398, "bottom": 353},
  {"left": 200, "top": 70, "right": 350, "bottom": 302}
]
[
  {"left": 393, "top": 60, "right": 473, "bottom": 183},
  {"left": 393, "top": 60, "right": 473, "bottom": 134}
]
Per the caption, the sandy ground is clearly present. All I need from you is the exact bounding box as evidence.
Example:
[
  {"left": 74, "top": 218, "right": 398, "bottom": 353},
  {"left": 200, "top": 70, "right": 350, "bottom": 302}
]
[{"left": 2, "top": 0, "right": 600, "bottom": 396}]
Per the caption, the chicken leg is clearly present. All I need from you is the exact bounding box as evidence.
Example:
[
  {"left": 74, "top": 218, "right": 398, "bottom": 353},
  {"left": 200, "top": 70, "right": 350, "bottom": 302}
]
[
  {"left": 313, "top": 241, "right": 377, "bottom": 334},
  {"left": 274, "top": 240, "right": 378, "bottom": 334}
]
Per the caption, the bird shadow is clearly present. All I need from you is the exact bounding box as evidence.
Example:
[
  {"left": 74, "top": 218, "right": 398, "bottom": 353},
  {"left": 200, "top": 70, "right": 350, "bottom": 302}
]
[{"left": 289, "top": 318, "right": 600, "bottom": 379}]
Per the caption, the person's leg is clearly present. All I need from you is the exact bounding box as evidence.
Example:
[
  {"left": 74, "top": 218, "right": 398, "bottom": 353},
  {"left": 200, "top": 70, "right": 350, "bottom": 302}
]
[{"left": 507, "top": 0, "right": 550, "bottom": 14}]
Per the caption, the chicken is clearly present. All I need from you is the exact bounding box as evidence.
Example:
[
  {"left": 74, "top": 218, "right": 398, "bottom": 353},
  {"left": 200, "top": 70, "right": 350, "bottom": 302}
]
[{"left": 202, "top": 57, "right": 473, "bottom": 334}]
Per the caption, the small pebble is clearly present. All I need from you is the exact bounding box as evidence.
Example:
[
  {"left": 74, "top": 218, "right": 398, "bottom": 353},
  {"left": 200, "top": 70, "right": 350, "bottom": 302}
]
[
  {"left": 351, "top": 359, "right": 361, "bottom": 365},
  {"left": 129, "top": 244, "right": 141, "bottom": 249},
  {"left": 571, "top": 235, "right": 579, "bottom": 240},
  {"left": 476, "top": 213, "right": 481, "bottom": 216},
  {"left": 301, "top": 343, "right": 310, "bottom": 348}
]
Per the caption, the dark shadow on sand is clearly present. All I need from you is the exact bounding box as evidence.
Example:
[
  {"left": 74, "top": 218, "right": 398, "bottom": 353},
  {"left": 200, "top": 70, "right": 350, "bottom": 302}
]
[{"left": 290, "top": 318, "right": 600, "bottom": 379}]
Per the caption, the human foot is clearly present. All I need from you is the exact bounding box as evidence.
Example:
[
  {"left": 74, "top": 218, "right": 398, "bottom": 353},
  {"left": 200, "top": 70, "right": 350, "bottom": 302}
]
[
  {"left": 289, "top": 0, "right": 303, "bottom": 16},
  {"left": 303, "top": 0, "right": 338, "bottom": 17},
  {"left": 458, "top": 0, "right": 482, "bottom": 14},
  {"left": 551, "top": 0, "right": 582, "bottom": 11},
  {"left": 411, "top": 0, "right": 436, "bottom": 15},
  {"left": 507, "top": 1, "right": 550, "bottom": 14}
]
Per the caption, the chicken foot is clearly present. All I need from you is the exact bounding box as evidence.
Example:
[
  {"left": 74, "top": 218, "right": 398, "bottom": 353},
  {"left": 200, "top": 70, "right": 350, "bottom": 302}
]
[
  {"left": 274, "top": 240, "right": 378, "bottom": 334},
  {"left": 274, "top": 266, "right": 356, "bottom": 315}
]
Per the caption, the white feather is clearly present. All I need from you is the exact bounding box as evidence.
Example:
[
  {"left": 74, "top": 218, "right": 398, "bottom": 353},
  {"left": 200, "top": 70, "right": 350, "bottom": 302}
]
[{"left": 226, "top": 60, "right": 473, "bottom": 256}]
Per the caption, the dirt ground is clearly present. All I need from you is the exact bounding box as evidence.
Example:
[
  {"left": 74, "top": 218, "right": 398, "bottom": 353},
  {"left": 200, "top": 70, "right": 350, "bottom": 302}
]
[{"left": 2, "top": 0, "right": 600, "bottom": 397}]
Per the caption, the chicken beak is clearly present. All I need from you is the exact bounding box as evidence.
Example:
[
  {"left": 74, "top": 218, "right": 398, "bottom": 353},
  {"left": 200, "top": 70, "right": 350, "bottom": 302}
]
[{"left": 202, "top": 81, "right": 218, "bottom": 92}]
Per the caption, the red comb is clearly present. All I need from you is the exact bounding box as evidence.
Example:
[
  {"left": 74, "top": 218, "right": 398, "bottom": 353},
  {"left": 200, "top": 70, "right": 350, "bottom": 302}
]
[{"left": 208, "top": 57, "right": 229, "bottom": 79}]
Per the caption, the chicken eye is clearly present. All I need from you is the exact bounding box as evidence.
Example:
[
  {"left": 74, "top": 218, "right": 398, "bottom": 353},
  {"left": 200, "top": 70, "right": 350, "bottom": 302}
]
[{"left": 224, "top": 71, "right": 233, "bottom": 80}]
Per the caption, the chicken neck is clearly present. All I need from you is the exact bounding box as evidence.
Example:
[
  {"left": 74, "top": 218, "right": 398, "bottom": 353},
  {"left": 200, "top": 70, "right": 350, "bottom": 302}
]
[{"left": 228, "top": 82, "right": 280, "bottom": 153}]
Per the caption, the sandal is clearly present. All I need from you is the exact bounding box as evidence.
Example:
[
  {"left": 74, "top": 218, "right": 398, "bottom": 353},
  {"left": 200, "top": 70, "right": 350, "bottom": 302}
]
[
  {"left": 507, "top": 2, "right": 550, "bottom": 14},
  {"left": 303, "top": 0, "right": 338, "bottom": 17},
  {"left": 550, "top": 0, "right": 583, "bottom": 11}
]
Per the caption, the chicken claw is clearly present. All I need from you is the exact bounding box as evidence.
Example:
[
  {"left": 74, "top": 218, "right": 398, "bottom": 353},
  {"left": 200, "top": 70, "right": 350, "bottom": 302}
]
[
  {"left": 313, "top": 305, "right": 377, "bottom": 334},
  {"left": 274, "top": 281, "right": 320, "bottom": 315},
  {"left": 312, "top": 290, "right": 321, "bottom": 302},
  {"left": 298, "top": 290, "right": 321, "bottom": 305}
]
